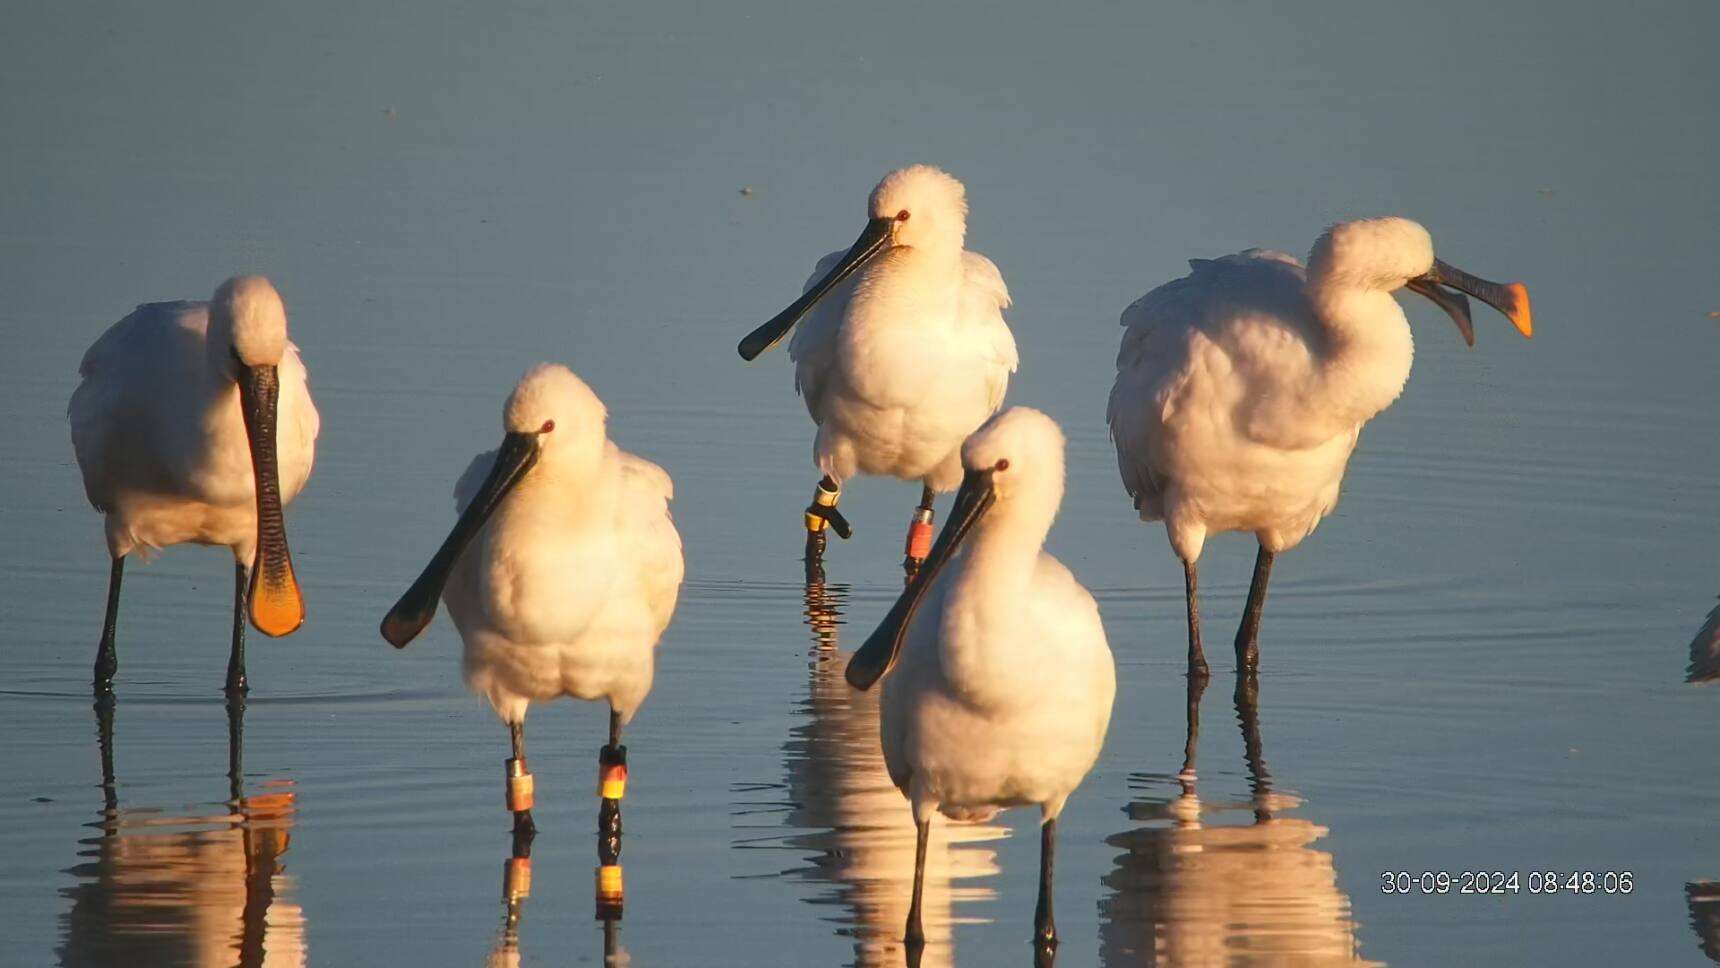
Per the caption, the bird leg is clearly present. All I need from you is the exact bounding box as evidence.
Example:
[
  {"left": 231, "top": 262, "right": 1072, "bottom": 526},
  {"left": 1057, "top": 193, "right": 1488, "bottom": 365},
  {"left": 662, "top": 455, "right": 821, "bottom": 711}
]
[
  {"left": 1233, "top": 546, "right": 1275, "bottom": 673},
  {"left": 93, "top": 691, "right": 117, "bottom": 814},
  {"left": 905, "top": 816, "right": 930, "bottom": 952},
  {"left": 1183, "top": 559, "right": 1209, "bottom": 679},
  {"left": 598, "top": 708, "right": 626, "bottom": 862},
  {"left": 93, "top": 557, "right": 124, "bottom": 695},
  {"left": 226, "top": 688, "right": 246, "bottom": 805},
  {"left": 902, "top": 484, "right": 936, "bottom": 581},
  {"left": 1181, "top": 672, "right": 1208, "bottom": 783},
  {"left": 1234, "top": 672, "right": 1274, "bottom": 822},
  {"left": 1033, "top": 817, "right": 1059, "bottom": 952},
  {"left": 803, "top": 476, "right": 851, "bottom": 584},
  {"left": 226, "top": 562, "right": 250, "bottom": 694},
  {"left": 596, "top": 710, "right": 626, "bottom": 921},
  {"left": 507, "top": 722, "right": 536, "bottom": 847}
]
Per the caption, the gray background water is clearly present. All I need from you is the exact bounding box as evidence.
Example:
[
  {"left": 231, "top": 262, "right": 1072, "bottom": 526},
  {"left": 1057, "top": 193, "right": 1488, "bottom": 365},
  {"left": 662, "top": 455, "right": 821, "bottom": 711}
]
[{"left": 2, "top": 1, "right": 1717, "bottom": 965}]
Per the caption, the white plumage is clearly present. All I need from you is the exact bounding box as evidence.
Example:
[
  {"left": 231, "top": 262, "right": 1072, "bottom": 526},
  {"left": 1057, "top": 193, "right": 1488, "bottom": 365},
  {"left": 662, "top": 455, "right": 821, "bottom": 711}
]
[
  {"left": 788, "top": 230, "right": 1017, "bottom": 488},
  {"left": 741, "top": 165, "right": 1017, "bottom": 577},
  {"left": 1107, "top": 217, "right": 1532, "bottom": 675},
  {"left": 69, "top": 275, "right": 319, "bottom": 691},
  {"left": 70, "top": 298, "right": 317, "bottom": 562},
  {"left": 851, "top": 407, "right": 1116, "bottom": 951},
  {"left": 382, "top": 363, "right": 682, "bottom": 835},
  {"left": 445, "top": 372, "right": 683, "bottom": 727}
]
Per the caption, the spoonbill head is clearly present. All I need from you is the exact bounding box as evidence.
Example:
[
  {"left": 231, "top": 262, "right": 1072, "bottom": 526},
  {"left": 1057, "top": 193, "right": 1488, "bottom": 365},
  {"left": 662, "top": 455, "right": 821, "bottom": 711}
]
[
  {"left": 737, "top": 165, "right": 1018, "bottom": 583},
  {"left": 69, "top": 275, "right": 318, "bottom": 694},
  {"left": 738, "top": 164, "right": 969, "bottom": 362},
  {"left": 380, "top": 363, "right": 684, "bottom": 847},
  {"left": 1309, "top": 216, "right": 1533, "bottom": 347},
  {"left": 848, "top": 407, "right": 1116, "bottom": 954},
  {"left": 1106, "top": 216, "right": 1533, "bottom": 678}
]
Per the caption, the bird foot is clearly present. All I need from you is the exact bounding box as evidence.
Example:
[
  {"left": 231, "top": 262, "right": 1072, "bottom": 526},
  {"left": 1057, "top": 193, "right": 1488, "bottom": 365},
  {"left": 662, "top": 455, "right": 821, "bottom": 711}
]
[{"left": 804, "top": 503, "right": 853, "bottom": 540}]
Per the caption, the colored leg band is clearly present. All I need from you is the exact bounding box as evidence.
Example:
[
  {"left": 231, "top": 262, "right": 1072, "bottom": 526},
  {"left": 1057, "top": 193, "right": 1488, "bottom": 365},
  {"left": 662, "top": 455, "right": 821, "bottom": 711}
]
[
  {"left": 595, "top": 863, "right": 625, "bottom": 919},
  {"left": 506, "top": 757, "right": 535, "bottom": 812},
  {"left": 905, "top": 510, "right": 934, "bottom": 560},
  {"left": 805, "top": 480, "right": 841, "bottom": 533},
  {"left": 505, "top": 856, "right": 532, "bottom": 900},
  {"left": 605, "top": 759, "right": 632, "bottom": 797}
]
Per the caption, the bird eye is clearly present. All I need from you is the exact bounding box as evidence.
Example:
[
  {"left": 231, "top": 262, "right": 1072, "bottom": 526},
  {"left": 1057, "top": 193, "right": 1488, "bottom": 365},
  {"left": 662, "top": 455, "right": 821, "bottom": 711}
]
[
  {"left": 896, "top": 209, "right": 910, "bottom": 222},
  {"left": 540, "top": 420, "right": 555, "bottom": 433},
  {"left": 994, "top": 458, "right": 1010, "bottom": 471}
]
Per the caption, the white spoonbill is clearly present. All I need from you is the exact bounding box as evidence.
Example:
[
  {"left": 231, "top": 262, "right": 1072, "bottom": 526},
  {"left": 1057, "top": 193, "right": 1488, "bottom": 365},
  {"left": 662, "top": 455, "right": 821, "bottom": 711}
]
[
  {"left": 1107, "top": 217, "right": 1533, "bottom": 677},
  {"left": 381, "top": 364, "right": 684, "bottom": 847},
  {"left": 737, "top": 165, "right": 1018, "bottom": 583},
  {"left": 68, "top": 276, "right": 318, "bottom": 695},
  {"left": 846, "top": 407, "right": 1116, "bottom": 955}
]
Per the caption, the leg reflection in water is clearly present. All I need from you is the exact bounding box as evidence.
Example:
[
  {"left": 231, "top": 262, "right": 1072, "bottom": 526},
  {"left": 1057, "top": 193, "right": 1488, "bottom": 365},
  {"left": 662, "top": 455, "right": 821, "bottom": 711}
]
[
  {"left": 60, "top": 693, "right": 305, "bottom": 968},
  {"left": 1688, "top": 881, "right": 1720, "bottom": 964},
  {"left": 1098, "top": 673, "right": 1379, "bottom": 967},
  {"left": 735, "top": 581, "right": 1004, "bottom": 968},
  {"left": 483, "top": 833, "right": 625, "bottom": 967}
]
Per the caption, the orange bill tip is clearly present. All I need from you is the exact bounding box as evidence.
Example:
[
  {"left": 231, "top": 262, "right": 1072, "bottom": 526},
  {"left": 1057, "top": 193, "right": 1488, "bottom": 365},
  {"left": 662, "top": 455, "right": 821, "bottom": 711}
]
[
  {"left": 250, "top": 569, "right": 305, "bottom": 637},
  {"left": 1507, "top": 282, "right": 1534, "bottom": 338}
]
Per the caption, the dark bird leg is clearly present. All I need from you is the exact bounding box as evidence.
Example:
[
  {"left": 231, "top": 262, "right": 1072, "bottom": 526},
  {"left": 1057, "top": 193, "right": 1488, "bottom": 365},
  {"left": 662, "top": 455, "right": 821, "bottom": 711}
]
[
  {"left": 226, "top": 561, "right": 250, "bottom": 694},
  {"left": 93, "top": 691, "right": 117, "bottom": 815},
  {"left": 1183, "top": 559, "right": 1208, "bottom": 679},
  {"left": 507, "top": 722, "right": 536, "bottom": 850},
  {"left": 1181, "top": 672, "right": 1208, "bottom": 782},
  {"left": 226, "top": 688, "right": 246, "bottom": 804},
  {"left": 1234, "top": 672, "right": 1274, "bottom": 822},
  {"left": 1032, "top": 817, "right": 1059, "bottom": 953},
  {"left": 905, "top": 815, "right": 931, "bottom": 953},
  {"left": 902, "top": 484, "right": 936, "bottom": 581},
  {"left": 803, "top": 476, "right": 851, "bottom": 584},
  {"left": 93, "top": 557, "right": 124, "bottom": 695},
  {"left": 598, "top": 708, "right": 627, "bottom": 860},
  {"left": 1234, "top": 545, "right": 1275, "bottom": 673}
]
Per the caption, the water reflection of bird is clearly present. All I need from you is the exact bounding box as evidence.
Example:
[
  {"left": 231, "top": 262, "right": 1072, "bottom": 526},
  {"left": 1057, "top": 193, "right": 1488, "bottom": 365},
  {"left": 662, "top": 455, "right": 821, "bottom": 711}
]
[
  {"left": 1100, "top": 677, "right": 1379, "bottom": 967},
  {"left": 1685, "top": 599, "right": 1720, "bottom": 683},
  {"left": 1689, "top": 881, "right": 1720, "bottom": 964},
  {"left": 1107, "top": 219, "right": 1532, "bottom": 677},
  {"left": 59, "top": 696, "right": 306, "bottom": 967},
  {"left": 484, "top": 839, "right": 626, "bottom": 968},
  {"left": 774, "top": 581, "right": 1005, "bottom": 968},
  {"left": 69, "top": 276, "right": 319, "bottom": 694},
  {"left": 848, "top": 409, "right": 1116, "bottom": 957},
  {"left": 736, "top": 165, "right": 1018, "bottom": 583},
  {"left": 381, "top": 364, "right": 684, "bottom": 845}
]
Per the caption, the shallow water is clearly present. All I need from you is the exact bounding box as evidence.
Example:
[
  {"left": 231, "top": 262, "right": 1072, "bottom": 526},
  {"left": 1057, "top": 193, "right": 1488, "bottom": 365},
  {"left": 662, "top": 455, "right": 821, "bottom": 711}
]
[{"left": 3, "top": 1, "right": 1719, "bottom": 965}]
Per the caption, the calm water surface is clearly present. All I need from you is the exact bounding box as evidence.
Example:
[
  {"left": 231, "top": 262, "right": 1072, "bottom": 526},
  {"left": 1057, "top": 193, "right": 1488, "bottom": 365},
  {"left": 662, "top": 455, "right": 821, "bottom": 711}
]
[{"left": 2, "top": 1, "right": 1717, "bottom": 965}]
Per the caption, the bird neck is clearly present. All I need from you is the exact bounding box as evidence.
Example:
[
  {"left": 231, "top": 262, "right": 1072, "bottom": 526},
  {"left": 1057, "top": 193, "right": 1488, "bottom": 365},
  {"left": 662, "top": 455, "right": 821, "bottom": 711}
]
[
  {"left": 503, "top": 441, "right": 613, "bottom": 520},
  {"left": 946, "top": 494, "right": 1055, "bottom": 627},
  {"left": 1307, "top": 284, "right": 1415, "bottom": 422}
]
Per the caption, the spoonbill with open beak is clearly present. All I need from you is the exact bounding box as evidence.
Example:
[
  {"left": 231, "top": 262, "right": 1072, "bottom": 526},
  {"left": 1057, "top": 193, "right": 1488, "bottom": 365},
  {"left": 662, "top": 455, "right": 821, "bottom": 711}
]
[{"left": 1107, "top": 216, "right": 1533, "bottom": 677}]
